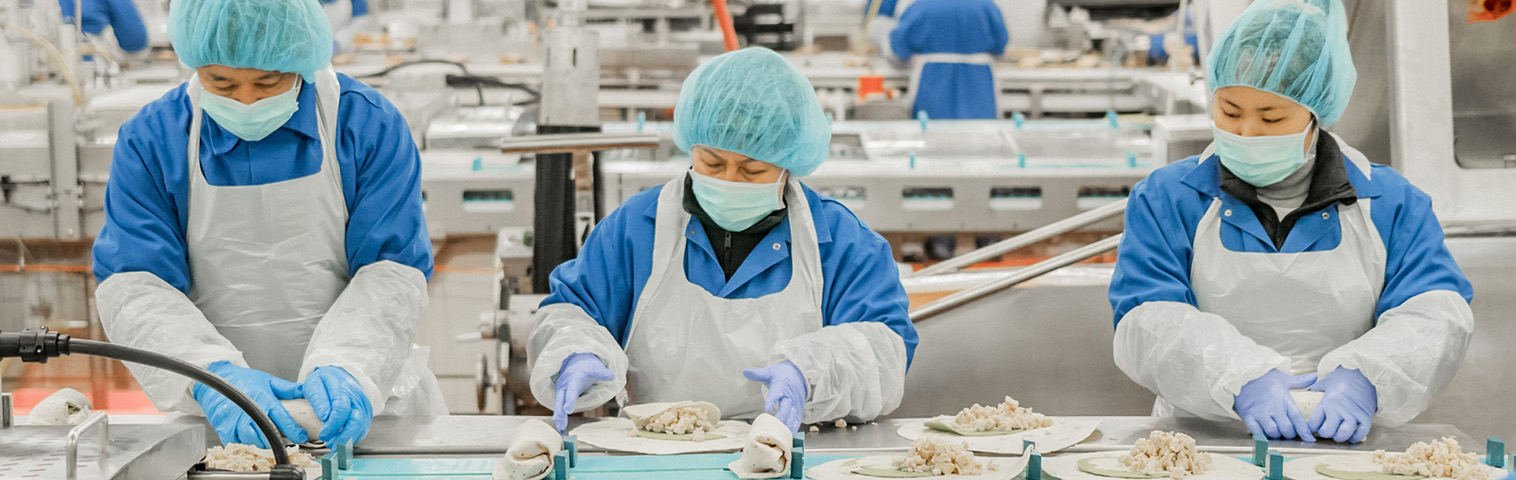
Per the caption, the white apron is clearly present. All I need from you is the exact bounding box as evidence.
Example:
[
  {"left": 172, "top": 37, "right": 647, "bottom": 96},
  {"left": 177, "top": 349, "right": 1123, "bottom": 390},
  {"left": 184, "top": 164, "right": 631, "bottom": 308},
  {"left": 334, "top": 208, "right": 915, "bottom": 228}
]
[
  {"left": 905, "top": 52, "right": 999, "bottom": 114},
  {"left": 185, "top": 69, "right": 441, "bottom": 414},
  {"left": 1153, "top": 160, "right": 1386, "bottom": 416},
  {"left": 622, "top": 175, "right": 825, "bottom": 419}
]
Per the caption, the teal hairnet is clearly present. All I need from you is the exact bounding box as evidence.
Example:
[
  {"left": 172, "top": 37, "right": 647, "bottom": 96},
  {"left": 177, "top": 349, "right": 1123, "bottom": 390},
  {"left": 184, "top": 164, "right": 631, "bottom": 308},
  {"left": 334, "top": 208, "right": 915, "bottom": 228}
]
[
  {"left": 169, "top": 0, "right": 333, "bottom": 83},
  {"left": 674, "top": 48, "right": 831, "bottom": 177},
  {"left": 1206, "top": 0, "right": 1356, "bottom": 127}
]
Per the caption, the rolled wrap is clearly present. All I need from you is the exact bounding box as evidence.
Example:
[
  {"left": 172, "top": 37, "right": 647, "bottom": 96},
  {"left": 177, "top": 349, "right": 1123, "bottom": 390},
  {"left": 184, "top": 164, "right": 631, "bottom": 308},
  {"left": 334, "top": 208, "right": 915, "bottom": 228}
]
[
  {"left": 728, "top": 413, "right": 793, "bottom": 479},
  {"left": 279, "top": 399, "right": 324, "bottom": 442},
  {"left": 494, "top": 419, "right": 564, "bottom": 480}
]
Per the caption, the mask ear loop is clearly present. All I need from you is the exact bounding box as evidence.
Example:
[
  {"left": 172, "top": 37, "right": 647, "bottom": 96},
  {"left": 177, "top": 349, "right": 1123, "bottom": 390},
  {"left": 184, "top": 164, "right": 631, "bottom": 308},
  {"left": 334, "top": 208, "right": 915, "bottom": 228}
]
[
  {"left": 1304, "top": 116, "right": 1319, "bottom": 156},
  {"left": 776, "top": 170, "right": 790, "bottom": 206}
]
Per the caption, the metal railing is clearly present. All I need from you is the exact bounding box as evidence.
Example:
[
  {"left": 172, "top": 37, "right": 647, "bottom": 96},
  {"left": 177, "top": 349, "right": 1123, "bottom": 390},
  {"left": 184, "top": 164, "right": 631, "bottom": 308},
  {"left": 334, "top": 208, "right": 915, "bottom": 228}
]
[
  {"left": 909, "top": 235, "right": 1122, "bottom": 322},
  {"left": 907, "top": 198, "right": 1129, "bottom": 322},
  {"left": 913, "top": 198, "right": 1127, "bottom": 277}
]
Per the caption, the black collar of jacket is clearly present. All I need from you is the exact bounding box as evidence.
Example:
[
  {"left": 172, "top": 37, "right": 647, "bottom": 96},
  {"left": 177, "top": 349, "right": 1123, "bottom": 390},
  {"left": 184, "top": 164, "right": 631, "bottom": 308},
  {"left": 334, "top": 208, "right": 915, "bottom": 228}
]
[{"left": 1218, "top": 131, "right": 1359, "bottom": 249}]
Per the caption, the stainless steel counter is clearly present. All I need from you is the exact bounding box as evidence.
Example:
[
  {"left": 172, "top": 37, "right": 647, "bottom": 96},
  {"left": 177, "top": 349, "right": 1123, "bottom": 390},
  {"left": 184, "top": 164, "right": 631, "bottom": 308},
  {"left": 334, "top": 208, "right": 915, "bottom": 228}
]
[
  {"left": 131, "top": 415, "right": 1479, "bottom": 458},
  {"left": 1, "top": 420, "right": 205, "bottom": 480}
]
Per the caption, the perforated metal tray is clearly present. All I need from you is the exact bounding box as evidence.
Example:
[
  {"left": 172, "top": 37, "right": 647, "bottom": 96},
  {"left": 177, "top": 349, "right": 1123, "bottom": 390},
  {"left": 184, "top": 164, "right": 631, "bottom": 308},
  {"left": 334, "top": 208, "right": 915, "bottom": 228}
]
[{"left": 0, "top": 422, "right": 204, "bottom": 479}]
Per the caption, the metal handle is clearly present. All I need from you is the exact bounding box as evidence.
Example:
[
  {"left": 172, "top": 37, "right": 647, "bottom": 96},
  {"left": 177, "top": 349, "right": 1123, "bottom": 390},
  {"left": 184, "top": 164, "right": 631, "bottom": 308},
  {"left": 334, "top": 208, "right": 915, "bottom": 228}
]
[
  {"left": 498, "top": 133, "right": 661, "bottom": 155},
  {"left": 1, "top": 393, "right": 12, "bottom": 428},
  {"left": 914, "top": 199, "right": 1127, "bottom": 277},
  {"left": 909, "top": 235, "right": 1123, "bottom": 322},
  {"left": 66, "top": 411, "right": 109, "bottom": 480}
]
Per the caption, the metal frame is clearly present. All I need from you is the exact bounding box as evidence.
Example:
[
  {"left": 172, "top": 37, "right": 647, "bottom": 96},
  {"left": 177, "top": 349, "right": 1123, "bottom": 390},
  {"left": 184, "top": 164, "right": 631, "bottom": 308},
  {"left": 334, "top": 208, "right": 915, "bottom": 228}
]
[
  {"left": 1386, "top": 1, "right": 1516, "bottom": 225},
  {"left": 915, "top": 198, "right": 1126, "bottom": 276},
  {"left": 909, "top": 234, "right": 1122, "bottom": 322},
  {"left": 65, "top": 412, "right": 108, "bottom": 480}
]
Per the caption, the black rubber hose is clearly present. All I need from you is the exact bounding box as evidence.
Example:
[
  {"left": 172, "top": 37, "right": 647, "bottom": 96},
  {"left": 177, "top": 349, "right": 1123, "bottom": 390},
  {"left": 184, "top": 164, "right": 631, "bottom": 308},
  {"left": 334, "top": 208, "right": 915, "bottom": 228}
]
[
  {"left": 356, "top": 59, "right": 470, "bottom": 79},
  {"left": 67, "top": 339, "right": 294, "bottom": 466}
]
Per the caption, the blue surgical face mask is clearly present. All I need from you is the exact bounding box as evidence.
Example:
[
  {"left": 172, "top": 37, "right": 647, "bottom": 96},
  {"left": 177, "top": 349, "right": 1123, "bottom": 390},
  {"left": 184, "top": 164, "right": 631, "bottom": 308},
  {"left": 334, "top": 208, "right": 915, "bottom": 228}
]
[
  {"left": 200, "top": 79, "right": 302, "bottom": 142},
  {"left": 1211, "top": 119, "right": 1315, "bottom": 187},
  {"left": 689, "top": 168, "right": 786, "bottom": 232}
]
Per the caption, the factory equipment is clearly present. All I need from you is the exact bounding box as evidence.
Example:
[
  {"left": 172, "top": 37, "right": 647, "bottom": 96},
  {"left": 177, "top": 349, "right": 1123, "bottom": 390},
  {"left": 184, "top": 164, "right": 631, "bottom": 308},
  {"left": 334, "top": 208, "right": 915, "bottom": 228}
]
[
  {"left": 531, "top": 0, "right": 607, "bottom": 293},
  {"left": 0, "top": 327, "right": 304, "bottom": 478}
]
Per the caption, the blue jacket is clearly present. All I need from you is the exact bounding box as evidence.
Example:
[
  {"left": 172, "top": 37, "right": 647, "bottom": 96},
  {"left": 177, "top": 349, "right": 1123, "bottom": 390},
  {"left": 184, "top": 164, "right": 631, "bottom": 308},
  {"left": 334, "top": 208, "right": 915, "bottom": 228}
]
[
  {"left": 889, "top": 0, "right": 1007, "bottom": 119},
  {"left": 59, "top": 0, "right": 148, "bottom": 52},
  {"left": 1109, "top": 150, "right": 1473, "bottom": 326},
  {"left": 93, "top": 74, "right": 433, "bottom": 290},
  {"left": 541, "top": 182, "right": 919, "bottom": 367}
]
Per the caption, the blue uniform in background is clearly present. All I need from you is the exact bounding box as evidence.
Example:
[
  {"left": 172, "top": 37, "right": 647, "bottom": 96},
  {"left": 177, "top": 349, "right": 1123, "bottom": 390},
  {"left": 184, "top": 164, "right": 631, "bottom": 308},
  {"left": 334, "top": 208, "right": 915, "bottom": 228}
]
[
  {"left": 93, "top": 74, "right": 433, "bottom": 289},
  {"left": 59, "top": 0, "right": 149, "bottom": 53},
  {"left": 542, "top": 183, "right": 919, "bottom": 366},
  {"left": 889, "top": 0, "right": 1007, "bottom": 119}
]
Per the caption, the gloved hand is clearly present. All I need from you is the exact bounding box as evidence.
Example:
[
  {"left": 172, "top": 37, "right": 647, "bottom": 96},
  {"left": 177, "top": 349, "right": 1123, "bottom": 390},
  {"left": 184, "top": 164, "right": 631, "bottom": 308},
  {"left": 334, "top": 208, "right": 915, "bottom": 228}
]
[
  {"left": 553, "top": 353, "right": 614, "bottom": 433},
  {"left": 742, "top": 361, "right": 807, "bottom": 432},
  {"left": 192, "top": 361, "right": 307, "bottom": 448},
  {"left": 1233, "top": 369, "right": 1317, "bottom": 442},
  {"left": 1308, "top": 367, "right": 1377, "bottom": 443},
  {"left": 303, "top": 366, "right": 374, "bottom": 447}
]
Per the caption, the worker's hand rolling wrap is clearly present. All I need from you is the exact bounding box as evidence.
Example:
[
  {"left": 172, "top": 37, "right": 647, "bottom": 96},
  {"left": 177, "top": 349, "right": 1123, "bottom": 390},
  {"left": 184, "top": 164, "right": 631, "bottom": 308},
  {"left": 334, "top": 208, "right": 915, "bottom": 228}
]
[
  {"left": 303, "top": 365, "right": 374, "bottom": 446},
  {"left": 1308, "top": 367, "right": 1376, "bottom": 443},
  {"left": 193, "top": 361, "right": 308, "bottom": 448},
  {"left": 1233, "top": 369, "right": 1316, "bottom": 442}
]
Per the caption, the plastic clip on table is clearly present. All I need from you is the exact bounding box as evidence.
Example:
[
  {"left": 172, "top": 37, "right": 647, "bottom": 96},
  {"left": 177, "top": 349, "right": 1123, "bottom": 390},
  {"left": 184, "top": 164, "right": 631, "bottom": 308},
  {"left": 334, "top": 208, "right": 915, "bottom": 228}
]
[
  {"left": 1265, "top": 450, "right": 1284, "bottom": 480},
  {"left": 1488, "top": 437, "right": 1506, "bottom": 468}
]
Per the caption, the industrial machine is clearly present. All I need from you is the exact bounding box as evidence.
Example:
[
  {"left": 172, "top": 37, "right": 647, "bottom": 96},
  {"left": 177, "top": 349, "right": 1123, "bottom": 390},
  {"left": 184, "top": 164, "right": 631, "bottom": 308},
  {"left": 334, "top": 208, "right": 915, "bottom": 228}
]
[{"left": 0, "top": 328, "right": 305, "bottom": 479}]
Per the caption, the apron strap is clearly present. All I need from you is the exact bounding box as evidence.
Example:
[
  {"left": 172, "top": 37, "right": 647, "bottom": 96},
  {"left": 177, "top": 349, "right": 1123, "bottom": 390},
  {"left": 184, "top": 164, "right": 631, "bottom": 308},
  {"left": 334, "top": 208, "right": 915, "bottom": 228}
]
[
  {"left": 780, "top": 179, "right": 825, "bottom": 306},
  {"left": 639, "top": 175, "right": 692, "bottom": 312},
  {"left": 186, "top": 75, "right": 207, "bottom": 182},
  {"left": 312, "top": 68, "right": 345, "bottom": 196}
]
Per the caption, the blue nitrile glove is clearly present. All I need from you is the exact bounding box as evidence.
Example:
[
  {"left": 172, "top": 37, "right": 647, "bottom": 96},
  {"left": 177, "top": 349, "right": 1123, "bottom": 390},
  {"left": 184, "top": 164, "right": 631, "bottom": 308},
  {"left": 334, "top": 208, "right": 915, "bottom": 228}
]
[
  {"left": 1309, "top": 367, "right": 1377, "bottom": 443},
  {"left": 192, "top": 361, "right": 307, "bottom": 448},
  {"left": 742, "top": 361, "right": 808, "bottom": 433},
  {"left": 303, "top": 366, "right": 374, "bottom": 447},
  {"left": 1234, "top": 369, "right": 1317, "bottom": 442},
  {"left": 553, "top": 353, "right": 614, "bottom": 433}
]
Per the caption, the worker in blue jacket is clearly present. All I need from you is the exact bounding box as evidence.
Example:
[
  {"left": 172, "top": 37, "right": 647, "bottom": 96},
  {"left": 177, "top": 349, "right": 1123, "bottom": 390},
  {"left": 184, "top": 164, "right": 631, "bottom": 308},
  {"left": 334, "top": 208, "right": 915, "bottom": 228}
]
[
  {"left": 884, "top": 0, "right": 1007, "bottom": 119},
  {"left": 1109, "top": 0, "right": 1473, "bottom": 445},
  {"left": 93, "top": 0, "right": 442, "bottom": 450},
  {"left": 58, "top": 0, "right": 149, "bottom": 55},
  {"left": 529, "top": 48, "right": 918, "bottom": 434}
]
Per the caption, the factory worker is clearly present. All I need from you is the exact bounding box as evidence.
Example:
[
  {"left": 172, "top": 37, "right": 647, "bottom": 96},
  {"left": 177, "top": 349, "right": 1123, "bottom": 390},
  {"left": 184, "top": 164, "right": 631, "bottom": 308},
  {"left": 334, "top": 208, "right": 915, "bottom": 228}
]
[
  {"left": 91, "top": 0, "right": 443, "bottom": 449},
  {"left": 885, "top": 0, "right": 1007, "bottom": 119},
  {"left": 58, "top": 0, "right": 149, "bottom": 57},
  {"left": 529, "top": 47, "right": 918, "bottom": 434},
  {"left": 1109, "top": 0, "right": 1473, "bottom": 444}
]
